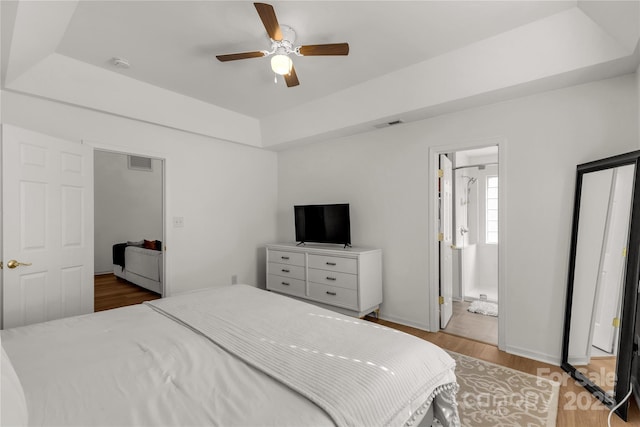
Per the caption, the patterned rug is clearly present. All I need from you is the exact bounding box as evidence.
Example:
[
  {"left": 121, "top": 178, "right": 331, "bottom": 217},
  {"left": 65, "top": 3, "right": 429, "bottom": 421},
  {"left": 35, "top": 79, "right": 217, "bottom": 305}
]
[{"left": 447, "top": 351, "right": 559, "bottom": 427}]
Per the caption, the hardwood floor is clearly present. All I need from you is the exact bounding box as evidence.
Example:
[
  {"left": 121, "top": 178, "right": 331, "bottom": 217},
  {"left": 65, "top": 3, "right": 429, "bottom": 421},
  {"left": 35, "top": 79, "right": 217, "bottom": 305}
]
[
  {"left": 367, "top": 318, "right": 640, "bottom": 427},
  {"left": 94, "top": 273, "right": 160, "bottom": 312}
]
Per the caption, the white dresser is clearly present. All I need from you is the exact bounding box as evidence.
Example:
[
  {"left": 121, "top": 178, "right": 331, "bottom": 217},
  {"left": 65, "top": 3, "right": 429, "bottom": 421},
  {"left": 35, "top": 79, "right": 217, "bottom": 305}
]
[{"left": 266, "top": 243, "right": 382, "bottom": 317}]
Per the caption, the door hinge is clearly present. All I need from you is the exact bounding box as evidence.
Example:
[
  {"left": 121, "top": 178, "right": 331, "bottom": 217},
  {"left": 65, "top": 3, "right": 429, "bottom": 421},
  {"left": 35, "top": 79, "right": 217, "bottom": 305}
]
[
  {"left": 438, "top": 169, "right": 444, "bottom": 178},
  {"left": 613, "top": 317, "right": 621, "bottom": 328},
  {"left": 438, "top": 232, "right": 444, "bottom": 241},
  {"left": 439, "top": 296, "right": 444, "bottom": 305},
  {"left": 623, "top": 247, "right": 627, "bottom": 257}
]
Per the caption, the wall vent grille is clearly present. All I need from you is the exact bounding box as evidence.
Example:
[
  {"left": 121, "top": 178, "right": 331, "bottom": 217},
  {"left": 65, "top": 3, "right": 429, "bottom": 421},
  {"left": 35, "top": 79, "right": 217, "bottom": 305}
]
[
  {"left": 373, "top": 119, "right": 404, "bottom": 129},
  {"left": 128, "top": 155, "right": 153, "bottom": 171}
]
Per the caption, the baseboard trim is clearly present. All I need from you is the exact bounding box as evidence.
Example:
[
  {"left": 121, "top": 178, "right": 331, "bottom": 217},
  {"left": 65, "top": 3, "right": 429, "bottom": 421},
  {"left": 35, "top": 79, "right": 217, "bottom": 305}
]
[
  {"left": 505, "top": 344, "right": 561, "bottom": 367},
  {"left": 378, "top": 313, "right": 434, "bottom": 332},
  {"left": 379, "top": 315, "right": 560, "bottom": 367}
]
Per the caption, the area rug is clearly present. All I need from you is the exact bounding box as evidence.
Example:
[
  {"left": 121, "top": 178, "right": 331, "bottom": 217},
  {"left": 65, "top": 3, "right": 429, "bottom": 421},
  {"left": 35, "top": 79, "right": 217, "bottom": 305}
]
[
  {"left": 467, "top": 300, "right": 498, "bottom": 317},
  {"left": 446, "top": 351, "right": 559, "bottom": 427}
]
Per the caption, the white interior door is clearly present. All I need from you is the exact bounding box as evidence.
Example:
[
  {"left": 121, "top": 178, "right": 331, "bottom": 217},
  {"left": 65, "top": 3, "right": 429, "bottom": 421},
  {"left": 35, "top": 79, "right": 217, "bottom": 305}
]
[
  {"left": 569, "top": 168, "right": 613, "bottom": 363},
  {"left": 592, "top": 165, "right": 634, "bottom": 353},
  {"left": 439, "top": 154, "right": 453, "bottom": 328},
  {"left": 2, "top": 125, "right": 93, "bottom": 329}
]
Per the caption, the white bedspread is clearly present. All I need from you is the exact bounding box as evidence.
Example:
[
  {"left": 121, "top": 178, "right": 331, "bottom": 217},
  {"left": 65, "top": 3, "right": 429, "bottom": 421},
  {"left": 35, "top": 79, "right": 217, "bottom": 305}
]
[
  {"left": 148, "top": 285, "right": 457, "bottom": 427},
  {"left": 1, "top": 303, "right": 333, "bottom": 426},
  {"left": 2, "top": 285, "right": 458, "bottom": 427}
]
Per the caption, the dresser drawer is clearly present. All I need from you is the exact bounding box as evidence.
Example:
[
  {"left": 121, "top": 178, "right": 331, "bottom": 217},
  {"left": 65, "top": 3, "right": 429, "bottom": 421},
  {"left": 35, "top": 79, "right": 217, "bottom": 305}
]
[
  {"left": 268, "top": 250, "right": 305, "bottom": 267},
  {"left": 308, "top": 268, "right": 357, "bottom": 290},
  {"left": 267, "top": 275, "right": 306, "bottom": 297},
  {"left": 308, "top": 254, "right": 357, "bottom": 274},
  {"left": 268, "top": 262, "right": 305, "bottom": 280},
  {"left": 308, "top": 282, "right": 357, "bottom": 309}
]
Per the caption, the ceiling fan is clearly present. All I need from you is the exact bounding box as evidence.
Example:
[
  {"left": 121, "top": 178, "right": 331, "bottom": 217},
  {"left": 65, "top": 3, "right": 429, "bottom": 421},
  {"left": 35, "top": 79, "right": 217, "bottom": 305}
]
[{"left": 216, "top": 2, "right": 349, "bottom": 87}]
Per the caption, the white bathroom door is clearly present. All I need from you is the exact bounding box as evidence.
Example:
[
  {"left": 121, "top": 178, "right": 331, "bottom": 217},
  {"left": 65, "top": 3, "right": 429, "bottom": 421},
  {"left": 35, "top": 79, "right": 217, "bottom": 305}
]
[
  {"left": 439, "top": 154, "right": 453, "bottom": 328},
  {"left": 2, "top": 125, "right": 94, "bottom": 329},
  {"left": 592, "top": 165, "right": 634, "bottom": 353}
]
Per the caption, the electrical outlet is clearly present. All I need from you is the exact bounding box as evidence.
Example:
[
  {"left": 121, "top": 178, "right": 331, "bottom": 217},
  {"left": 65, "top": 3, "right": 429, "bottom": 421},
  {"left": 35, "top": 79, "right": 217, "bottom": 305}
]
[{"left": 173, "top": 216, "right": 184, "bottom": 228}]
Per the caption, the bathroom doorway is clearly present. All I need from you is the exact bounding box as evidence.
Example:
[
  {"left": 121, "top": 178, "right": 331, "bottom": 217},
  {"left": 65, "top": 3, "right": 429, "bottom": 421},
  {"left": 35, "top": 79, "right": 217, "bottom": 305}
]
[{"left": 440, "top": 146, "right": 500, "bottom": 345}]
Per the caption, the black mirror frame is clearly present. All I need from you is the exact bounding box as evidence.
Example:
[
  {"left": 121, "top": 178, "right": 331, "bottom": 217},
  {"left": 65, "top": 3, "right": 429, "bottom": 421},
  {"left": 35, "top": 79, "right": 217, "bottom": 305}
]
[{"left": 561, "top": 150, "right": 640, "bottom": 421}]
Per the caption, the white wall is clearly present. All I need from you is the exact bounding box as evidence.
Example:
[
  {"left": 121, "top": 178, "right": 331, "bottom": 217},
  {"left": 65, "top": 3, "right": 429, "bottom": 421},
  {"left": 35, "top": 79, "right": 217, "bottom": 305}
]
[
  {"left": 0, "top": 90, "right": 3, "bottom": 323},
  {"left": 2, "top": 91, "right": 278, "bottom": 295},
  {"left": 94, "top": 151, "right": 163, "bottom": 274},
  {"left": 276, "top": 74, "right": 638, "bottom": 362}
]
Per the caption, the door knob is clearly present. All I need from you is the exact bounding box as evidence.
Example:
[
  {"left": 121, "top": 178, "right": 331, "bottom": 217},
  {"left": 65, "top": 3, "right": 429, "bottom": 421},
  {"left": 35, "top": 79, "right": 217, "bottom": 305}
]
[{"left": 6, "top": 260, "right": 32, "bottom": 269}]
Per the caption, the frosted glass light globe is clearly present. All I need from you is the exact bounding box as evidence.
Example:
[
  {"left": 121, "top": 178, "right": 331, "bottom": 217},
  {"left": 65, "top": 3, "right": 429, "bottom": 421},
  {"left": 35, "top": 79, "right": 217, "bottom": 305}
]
[{"left": 271, "top": 54, "right": 292, "bottom": 75}]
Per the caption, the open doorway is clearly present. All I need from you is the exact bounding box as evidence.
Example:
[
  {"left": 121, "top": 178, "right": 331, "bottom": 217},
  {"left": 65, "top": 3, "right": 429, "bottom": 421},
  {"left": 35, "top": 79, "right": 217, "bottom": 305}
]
[
  {"left": 93, "top": 150, "right": 165, "bottom": 311},
  {"left": 435, "top": 144, "right": 503, "bottom": 347}
]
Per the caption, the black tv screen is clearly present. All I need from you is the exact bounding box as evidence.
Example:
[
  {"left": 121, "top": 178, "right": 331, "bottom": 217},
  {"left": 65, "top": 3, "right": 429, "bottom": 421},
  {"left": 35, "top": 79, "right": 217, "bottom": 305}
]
[{"left": 294, "top": 204, "right": 351, "bottom": 246}]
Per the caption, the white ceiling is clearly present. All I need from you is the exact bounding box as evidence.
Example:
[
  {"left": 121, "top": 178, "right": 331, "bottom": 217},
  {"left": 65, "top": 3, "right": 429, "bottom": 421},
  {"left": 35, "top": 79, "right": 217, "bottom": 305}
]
[
  {"left": 2, "top": 1, "right": 639, "bottom": 148},
  {"left": 54, "top": 1, "right": 577, "bottom": 118}
]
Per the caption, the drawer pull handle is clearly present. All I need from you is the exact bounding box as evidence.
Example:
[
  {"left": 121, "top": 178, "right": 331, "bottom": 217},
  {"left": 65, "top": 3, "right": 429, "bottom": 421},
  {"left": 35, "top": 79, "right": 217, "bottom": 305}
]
[
  {"left": 326, "top": 291, "right": 337, "bottom": 296},
  {"left": 326, "top": 277, "right": 336, "bottom": 281},
  {"left": 281, "top": 256, "right": 290, "bottom": 260},
  {"left": 326, "top": 262, "right": 337, "bottom": 266},
  {"left": 281, "top": 282, "right": 290, "bottom": 286},
  {"left": 282, "top": 269, "right": 290, "bottom": 273}
]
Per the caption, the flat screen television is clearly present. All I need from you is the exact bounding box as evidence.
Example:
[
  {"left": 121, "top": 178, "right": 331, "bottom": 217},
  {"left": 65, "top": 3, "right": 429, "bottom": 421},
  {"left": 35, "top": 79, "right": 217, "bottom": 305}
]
[{"left": 294, "top": 204, "right": 351, "bottom": 247}]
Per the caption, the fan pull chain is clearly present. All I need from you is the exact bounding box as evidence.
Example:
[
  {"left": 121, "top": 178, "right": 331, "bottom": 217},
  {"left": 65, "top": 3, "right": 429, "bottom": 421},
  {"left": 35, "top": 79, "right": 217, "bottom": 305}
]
[{"left": 274, "top": 73, "right": 278, "bottom": 84}]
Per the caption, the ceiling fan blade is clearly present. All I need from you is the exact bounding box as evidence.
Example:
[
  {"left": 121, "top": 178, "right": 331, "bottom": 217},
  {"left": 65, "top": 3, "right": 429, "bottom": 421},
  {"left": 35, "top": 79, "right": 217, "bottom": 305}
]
[
  {"left": 284, "top": 65, "right": 299, "bottom": 87},
  {"left": 216, "top": 51, "right": 266, "bottom": 62},
  {"left": 298, "top": 43, "right": 349, "bottom": 56},
  {"left": 254, "top": 3, "right": 282, "bottom": 41}
]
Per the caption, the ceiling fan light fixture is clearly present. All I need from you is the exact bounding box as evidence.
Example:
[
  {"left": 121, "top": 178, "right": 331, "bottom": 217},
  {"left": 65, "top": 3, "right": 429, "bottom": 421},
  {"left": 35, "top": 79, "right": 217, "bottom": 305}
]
[
  {"left": 216, "top": 3, "right": 349, "bottom": 88},
  {"left": 271, "top": 54, "right": 292, "bottom": 75}
]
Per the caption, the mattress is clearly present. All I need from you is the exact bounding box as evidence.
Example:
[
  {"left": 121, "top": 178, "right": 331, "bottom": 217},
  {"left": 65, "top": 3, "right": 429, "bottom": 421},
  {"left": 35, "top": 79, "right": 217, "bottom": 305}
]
[
  {"left": 125, "top": 246, "right": 162, "bottom": 282},
  {"left": 113, "top": 246, "right": 163, "bottom": 294},
  {"left": 1, "top": 285, "right": 459, "bottom": 427}
]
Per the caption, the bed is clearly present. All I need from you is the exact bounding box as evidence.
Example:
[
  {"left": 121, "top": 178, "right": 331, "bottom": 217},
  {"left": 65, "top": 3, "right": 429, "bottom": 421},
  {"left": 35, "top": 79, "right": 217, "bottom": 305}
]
[
  {"left": 1, "top": 285, "right": 459, "bottom": 427},
  {"left": 112, "top": 242, "right": 163, "bottom": 294}
]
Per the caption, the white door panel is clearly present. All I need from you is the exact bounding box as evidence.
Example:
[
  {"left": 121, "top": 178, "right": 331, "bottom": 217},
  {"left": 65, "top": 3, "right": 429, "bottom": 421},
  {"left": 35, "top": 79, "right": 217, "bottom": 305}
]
[
  {"left": 439, "top": 154, "right": 453, "bottom": 328},
  {"left": 2, "top": 125, "right": 93, "bottom": 329},
  {"left": 592, "top": 165, "right": 633, "bottom": 354}
]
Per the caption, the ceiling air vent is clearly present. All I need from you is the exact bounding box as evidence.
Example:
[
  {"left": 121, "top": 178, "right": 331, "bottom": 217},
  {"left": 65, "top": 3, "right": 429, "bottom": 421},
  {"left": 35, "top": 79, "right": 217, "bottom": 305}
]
[
  {"left": 128, "top": 155, "right": 153, "bottom": 172},
  {"left": 374, "top": 119, "right": 404, "bottom": 129}
]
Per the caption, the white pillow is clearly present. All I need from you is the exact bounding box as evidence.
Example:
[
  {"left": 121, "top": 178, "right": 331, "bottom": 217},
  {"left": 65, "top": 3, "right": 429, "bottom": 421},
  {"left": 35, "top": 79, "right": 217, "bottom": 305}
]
[{"left": 1, "top": 346, "right": 28, "bottom": 426}]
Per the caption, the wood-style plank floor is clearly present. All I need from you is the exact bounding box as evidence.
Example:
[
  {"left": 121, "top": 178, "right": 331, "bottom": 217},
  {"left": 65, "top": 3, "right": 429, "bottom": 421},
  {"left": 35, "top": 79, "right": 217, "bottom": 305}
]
[
  {"left": 93, "top": 279, "right": 639, "bottom": 426},
  {"left": 94, "top": 273, "right": 160, "bottom": 312}
]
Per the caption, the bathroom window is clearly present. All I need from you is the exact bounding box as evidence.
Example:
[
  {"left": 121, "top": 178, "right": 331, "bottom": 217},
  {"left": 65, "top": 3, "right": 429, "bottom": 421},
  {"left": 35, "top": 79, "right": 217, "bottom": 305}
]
[{"left": 486, "top": 176, "right": 498, "bottom": 244}]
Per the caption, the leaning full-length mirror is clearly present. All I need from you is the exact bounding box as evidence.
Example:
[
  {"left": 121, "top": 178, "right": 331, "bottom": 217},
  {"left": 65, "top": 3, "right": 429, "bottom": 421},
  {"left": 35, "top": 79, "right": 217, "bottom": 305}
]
[{"left": 562, "top": 151, "right": 640, "bottom": 421}]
